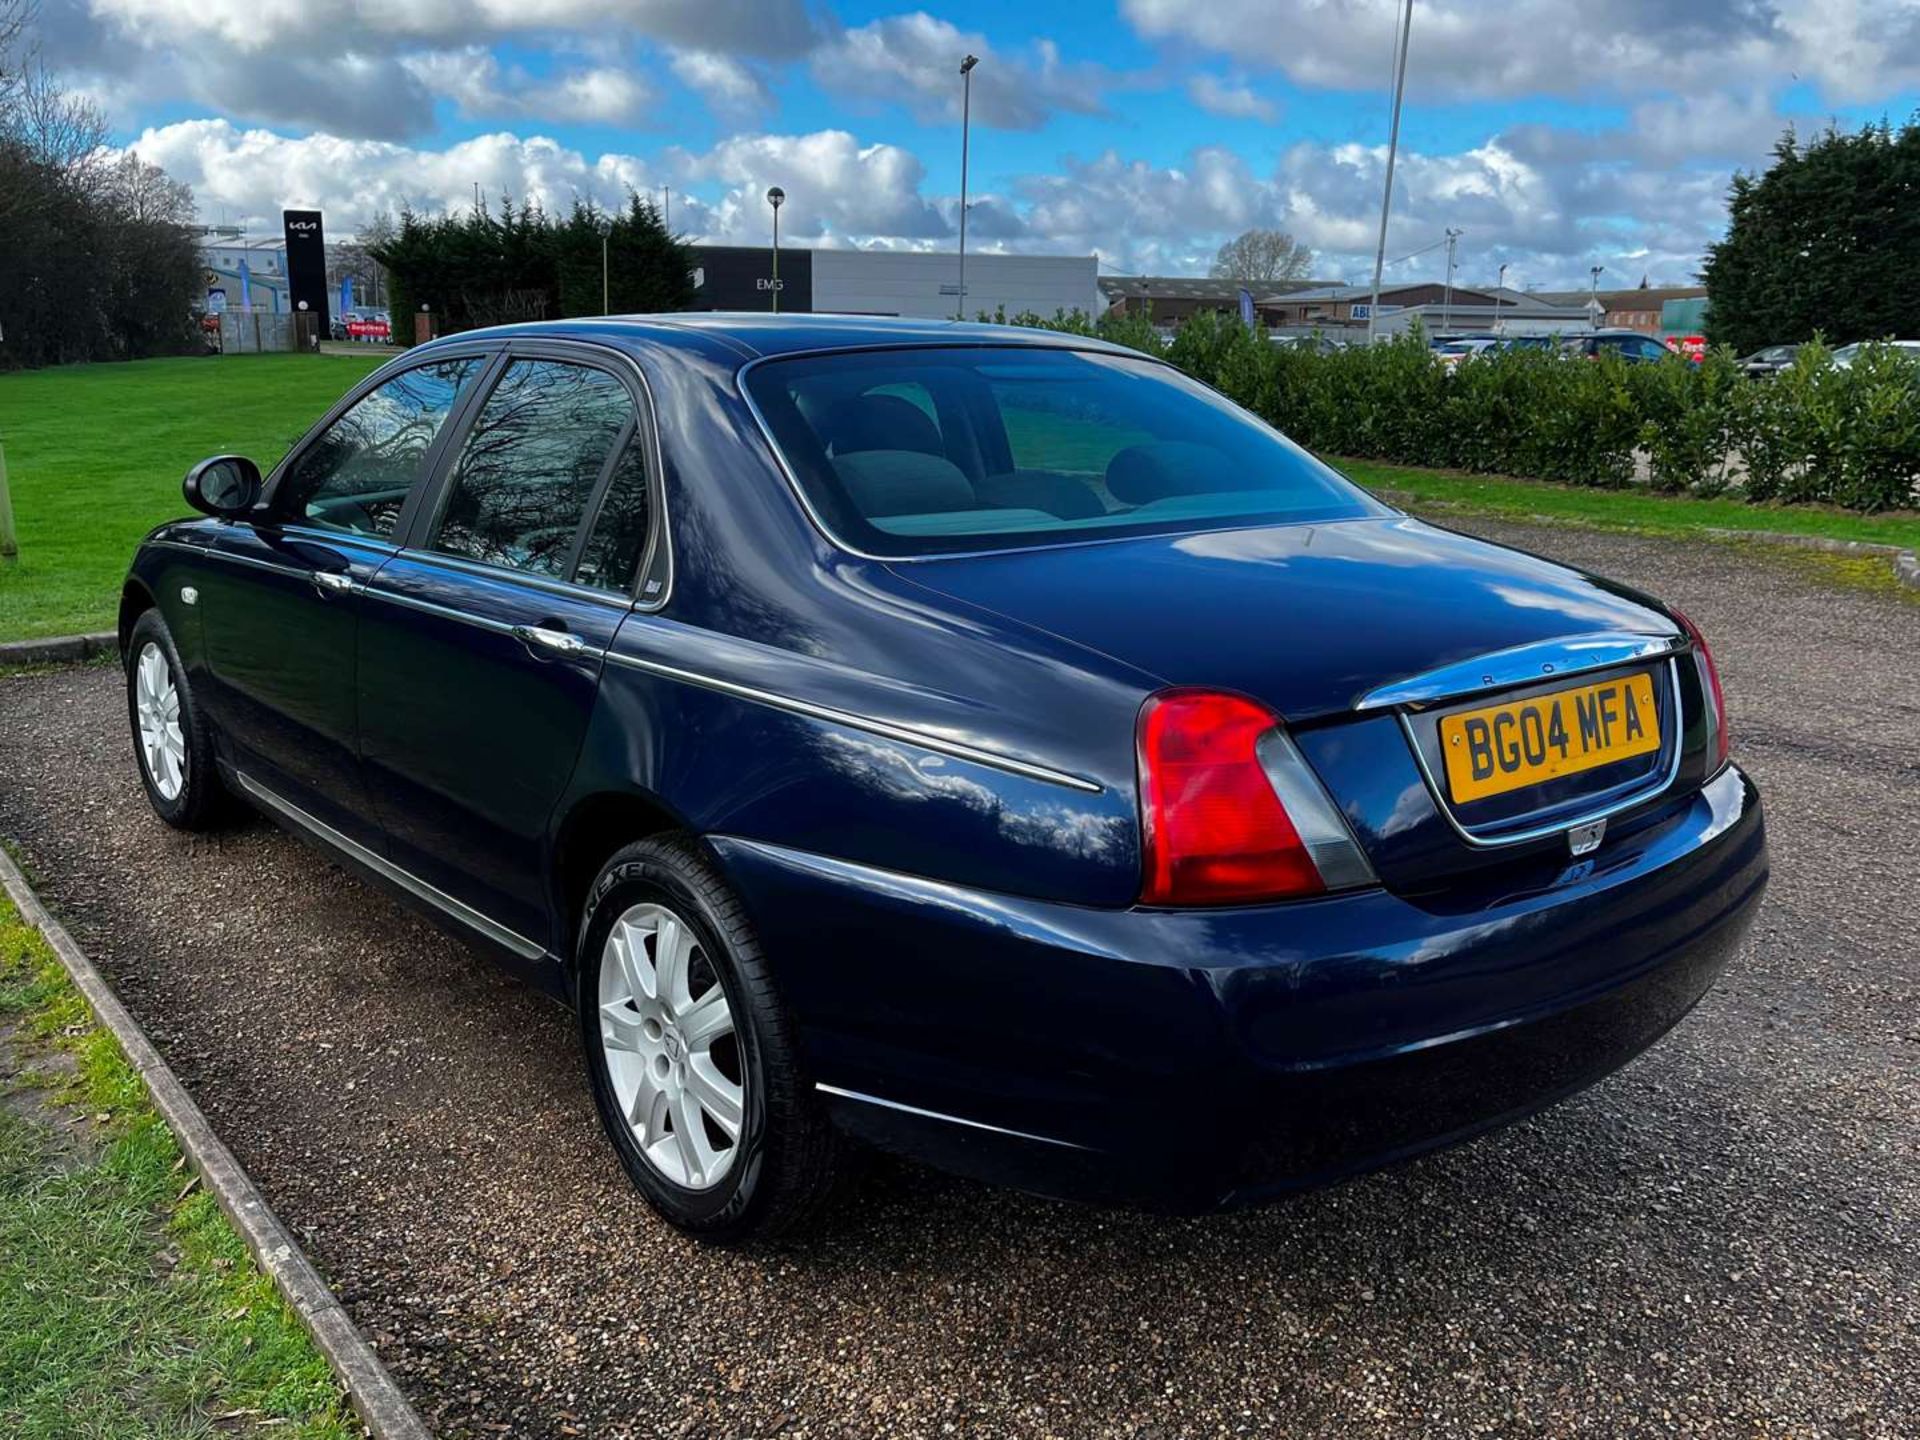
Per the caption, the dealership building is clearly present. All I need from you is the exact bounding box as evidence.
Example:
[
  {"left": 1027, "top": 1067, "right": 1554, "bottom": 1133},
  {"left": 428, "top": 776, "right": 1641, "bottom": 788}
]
[{"left": 689, "top": 245, "right": 1099, "bottom": 321}]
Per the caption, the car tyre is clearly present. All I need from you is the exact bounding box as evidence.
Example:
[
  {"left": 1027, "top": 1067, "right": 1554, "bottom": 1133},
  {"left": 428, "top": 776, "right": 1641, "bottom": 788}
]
[
  {"left": 577, "top": 834, "right": 839, "bottom": 1241},
  {"left": 125, "top": 609, "right": 229, "bottom": 830}
]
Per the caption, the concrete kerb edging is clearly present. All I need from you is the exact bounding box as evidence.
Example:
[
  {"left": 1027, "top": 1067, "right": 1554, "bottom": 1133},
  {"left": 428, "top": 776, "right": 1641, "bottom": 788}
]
[
  {"left": 1696, "top": 527, "right": 1920, "bottom": 589},
  {"left": 0, "top": 845, "right": 434, "bottom": 1440},
  {"left": 0, "top": 630, "right": 118, "bottom": 668}
]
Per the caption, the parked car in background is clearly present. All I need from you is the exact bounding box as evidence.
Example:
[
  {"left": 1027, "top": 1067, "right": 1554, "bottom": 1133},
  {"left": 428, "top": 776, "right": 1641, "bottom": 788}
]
[
  {"left": 1435, "top": 336, "right": 1500, "bottom": 368},
  {"left": 1738, "top": 344, "right": 1800, "bottom": 379},
  {"left": 1489, "top": 334, "right": 1560, "bottom": 354},
  {"left": 120, "top": 314, "right": 1767, "bottom": 1240},
  {"left": 1831, "top": 339, "right": 1920, "bottom": 369},
  {"left": 1272, "top": 334, "right": 1343, "bottom": 354},
  {"left": 1560, "top": 330, "right": 1677, "bottom": 364}
]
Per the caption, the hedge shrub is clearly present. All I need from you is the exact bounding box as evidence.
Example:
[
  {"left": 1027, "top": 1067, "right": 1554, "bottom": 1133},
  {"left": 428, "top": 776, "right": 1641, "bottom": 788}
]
[{"left": 999, "top": 309, "right": 1920, "bottom": 515}]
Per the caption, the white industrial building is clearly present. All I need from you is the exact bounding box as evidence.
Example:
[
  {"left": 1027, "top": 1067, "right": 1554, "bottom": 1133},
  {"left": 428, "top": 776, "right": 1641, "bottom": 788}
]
[
  {"left": 813, "top": 250, "right": 1098, "bottom": 320},
  {"left": 689, "top": 245, "right": 1100, "bottom": 321}
]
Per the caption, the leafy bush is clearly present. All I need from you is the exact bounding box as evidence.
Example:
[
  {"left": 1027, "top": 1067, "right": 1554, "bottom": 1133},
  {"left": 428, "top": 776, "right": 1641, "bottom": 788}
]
[{"left": 1001, "top": 311, "right": 1920, "bottom": 515}]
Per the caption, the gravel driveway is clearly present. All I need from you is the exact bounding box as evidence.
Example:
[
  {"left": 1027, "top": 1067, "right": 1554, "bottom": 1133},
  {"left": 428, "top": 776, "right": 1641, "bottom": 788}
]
[{"left": 2, "top": 520, "right": 1915, "bottom": 1439}]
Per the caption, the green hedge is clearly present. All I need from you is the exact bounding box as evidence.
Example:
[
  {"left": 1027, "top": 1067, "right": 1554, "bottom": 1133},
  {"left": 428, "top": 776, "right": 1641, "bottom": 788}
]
[{"left": 996, "top": 308, "right": 1920, "bottom": 515}]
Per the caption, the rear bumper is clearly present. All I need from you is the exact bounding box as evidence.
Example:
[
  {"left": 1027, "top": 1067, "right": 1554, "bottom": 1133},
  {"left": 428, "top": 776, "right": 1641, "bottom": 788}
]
[{"left": 712, "top": 764, "right": 1767, "bottom": 1211}]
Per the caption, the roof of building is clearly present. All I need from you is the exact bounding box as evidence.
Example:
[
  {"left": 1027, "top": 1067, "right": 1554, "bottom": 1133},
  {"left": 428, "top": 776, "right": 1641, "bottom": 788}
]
[
  {"left": 1096, "top": 276, "right": 1336, "bottom": 301},
  {"left": 1530, "top": 286, "right": 1707, "bottom": 308}
]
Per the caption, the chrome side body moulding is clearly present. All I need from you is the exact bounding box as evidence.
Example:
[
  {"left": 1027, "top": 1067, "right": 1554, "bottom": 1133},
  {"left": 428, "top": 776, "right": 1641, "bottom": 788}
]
[
  {"left": 815, "top": 1083, "right": 1093, "bottom": 1150},
  {"left": 601, "top": 648, "right": 1103, "bottom": 794}
]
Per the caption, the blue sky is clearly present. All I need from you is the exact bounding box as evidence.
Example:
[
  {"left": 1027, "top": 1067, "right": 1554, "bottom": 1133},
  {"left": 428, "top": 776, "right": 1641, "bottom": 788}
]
[{"left": 36, "top": 0, "right": 1920, "bottom": 288}]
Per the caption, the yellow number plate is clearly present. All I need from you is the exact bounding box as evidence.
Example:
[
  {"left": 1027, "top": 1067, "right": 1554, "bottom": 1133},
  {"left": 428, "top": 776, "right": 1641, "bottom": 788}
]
[{"left": 1439, "top": 672, "right": 1661, "bottom": 804}]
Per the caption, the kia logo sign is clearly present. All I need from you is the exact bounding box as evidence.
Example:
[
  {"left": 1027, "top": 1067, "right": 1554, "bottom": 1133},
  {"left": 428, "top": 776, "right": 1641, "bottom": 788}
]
[{"left": 288, "top": 221, "right": 318, "bottom": 233}]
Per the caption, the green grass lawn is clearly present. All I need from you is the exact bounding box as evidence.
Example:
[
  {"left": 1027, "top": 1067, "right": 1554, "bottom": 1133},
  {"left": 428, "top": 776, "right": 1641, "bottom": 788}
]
[
  {"left": 0, "top": 892, "right": 356, "bottom": 1438},
  {"left": 1338, "top": 458, "right": 1920, "bottom": 553},
  {"left": 0, "top": 354, "right": 386, "bottom": 642}
]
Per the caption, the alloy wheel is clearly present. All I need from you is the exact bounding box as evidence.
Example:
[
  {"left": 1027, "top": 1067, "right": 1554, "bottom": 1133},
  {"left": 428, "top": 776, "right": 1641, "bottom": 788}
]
[
  {"left": 597, "top": 902, "right": 746, "bottom": 1191},
  {"left": 134, "top": 641, "right": 187, "bottom": 801}
]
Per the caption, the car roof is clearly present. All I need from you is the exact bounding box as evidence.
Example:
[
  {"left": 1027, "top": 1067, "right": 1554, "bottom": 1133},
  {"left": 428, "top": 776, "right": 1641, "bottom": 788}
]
[{"left": 417, "top": 312, "right": 1140, "bottom": 363}]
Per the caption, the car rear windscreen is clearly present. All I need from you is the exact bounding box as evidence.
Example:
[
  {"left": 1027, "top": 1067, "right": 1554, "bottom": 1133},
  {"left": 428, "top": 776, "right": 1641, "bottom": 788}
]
[{"left": 741, "top": 345, "right": 1387, "bottom": 557}]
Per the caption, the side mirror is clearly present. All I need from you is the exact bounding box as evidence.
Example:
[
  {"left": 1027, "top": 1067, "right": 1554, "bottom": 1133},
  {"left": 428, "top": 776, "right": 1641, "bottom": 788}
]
[{"left": 183, "top": 455, "right": 262, "bottom": 518}]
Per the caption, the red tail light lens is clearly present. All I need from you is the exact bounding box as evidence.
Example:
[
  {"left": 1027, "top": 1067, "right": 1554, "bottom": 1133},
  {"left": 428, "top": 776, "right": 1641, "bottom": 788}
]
[
  {"left": 1674, "top": 609, "right": 1729, "bottom": 770},
  {"left": 1137, "top": 690, "right": 1325, "bottom": 906}
]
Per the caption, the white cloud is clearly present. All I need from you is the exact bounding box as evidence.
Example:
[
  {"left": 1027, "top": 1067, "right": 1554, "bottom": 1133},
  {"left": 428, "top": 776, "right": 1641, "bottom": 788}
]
[
  {"left": 1187, "top": 73, "right": 1277, "bottom": 122},
  {"left": 123, "top": 111, "right": 1745, "bottom": 287},
  {"left": 688, "top": 129, "right": 951, "bottom": 242},
  {"left": 1122, "top": 0, "right": 1920, "bottom": 104},
  {"left": 809, "top": 13, "right": 1109, "bottom": 130},
  {"left": 88, "top": 0, "right": 817, "bottom": 59},
  {"left": 403, "top": 49, "right": 653, "bottom": 124},
  {"left": 668, "top": 49, "right": 772, "bottom": 120},
  {"left": 126, "top": 121, "right": 666, "bottom": 232}
]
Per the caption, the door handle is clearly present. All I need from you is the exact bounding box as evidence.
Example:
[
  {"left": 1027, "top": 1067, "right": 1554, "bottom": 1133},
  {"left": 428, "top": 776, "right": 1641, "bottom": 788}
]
[
  {"left": 511, "top": 624, "right": 588, "bottom": 657},
  {"left": 311, "top": 571, "right": 354, "bottom": 597}
]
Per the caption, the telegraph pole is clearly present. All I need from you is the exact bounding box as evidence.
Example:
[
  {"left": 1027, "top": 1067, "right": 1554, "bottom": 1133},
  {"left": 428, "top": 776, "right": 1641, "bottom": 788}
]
[{"left": 1442, "top": 227, "right": 1461, "bottom": 334}]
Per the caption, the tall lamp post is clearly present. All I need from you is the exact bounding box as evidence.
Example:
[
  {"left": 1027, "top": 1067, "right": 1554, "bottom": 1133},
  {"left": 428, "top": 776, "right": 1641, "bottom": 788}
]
[
  {"left": 1365, "top": 0, "right": 1415, "bottom": 346},
  {"left": 957, "top": 53, "right": 979, "bottom": 320},
  {"left": 598, "top": 214, "right": 613, "bottom": 315},
  {"left": 1495, "top": 260, "right": 1509, "bottom": 334},
  {"left": 1589, "top": 264, "right": 1605, "bottom": 330},
  {"left": 766, "top": 186, "right": 785, "bottom": 313}
]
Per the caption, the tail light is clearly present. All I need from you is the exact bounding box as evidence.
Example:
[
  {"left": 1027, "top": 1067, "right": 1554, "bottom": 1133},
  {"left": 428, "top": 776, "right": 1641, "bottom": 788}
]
[
  {"left": 1674, "top": 609, "right": 1729, "bottom": 771},
  {"left": 1137, "top": 689, "right": 1375, "bottom": 907}
]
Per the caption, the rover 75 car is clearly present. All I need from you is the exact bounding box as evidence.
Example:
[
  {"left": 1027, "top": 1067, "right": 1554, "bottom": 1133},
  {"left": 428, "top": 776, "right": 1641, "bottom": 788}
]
[{"left": 120, "top": 315, "right": 1767, "bottom": 1239}]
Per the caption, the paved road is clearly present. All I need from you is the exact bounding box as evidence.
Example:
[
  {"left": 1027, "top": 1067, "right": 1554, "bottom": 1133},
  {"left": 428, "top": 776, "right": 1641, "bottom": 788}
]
[{"left": 2, "top": 520, "right": 1915, "bottom": 1439}]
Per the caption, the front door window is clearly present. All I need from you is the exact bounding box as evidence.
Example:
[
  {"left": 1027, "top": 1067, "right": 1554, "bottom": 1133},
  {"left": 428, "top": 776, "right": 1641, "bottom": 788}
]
[{"left": 276, "top": 357, "right": 482, "bottom": 537}]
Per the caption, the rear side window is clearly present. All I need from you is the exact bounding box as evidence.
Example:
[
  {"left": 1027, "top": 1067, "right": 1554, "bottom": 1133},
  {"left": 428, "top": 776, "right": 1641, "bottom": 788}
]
[
  {"left": 277, "top": 357, "right": 481, "bottom": 536},
  {"left": 744, "top": 345, "right": 1383, "bottom": 558},
  {"left": 429, "top": 359, "right": 634, "bottom": 580},
  {"left": 573, "top": 443, "right": 653, "bottom": 594}
]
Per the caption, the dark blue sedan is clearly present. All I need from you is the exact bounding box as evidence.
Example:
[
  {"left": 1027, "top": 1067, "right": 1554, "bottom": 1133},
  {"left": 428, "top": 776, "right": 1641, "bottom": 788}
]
[{"left": 121, "top": 315, "right": 1767, "bottom": 1239}]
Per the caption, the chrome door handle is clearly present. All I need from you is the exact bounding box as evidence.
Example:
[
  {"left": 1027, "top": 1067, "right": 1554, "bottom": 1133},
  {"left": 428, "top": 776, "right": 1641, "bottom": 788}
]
[
  {"left": 311, "top": 571, "right": 354, "bottom": 597},
  {"left": 511, "top": 624, "right": 588, "bottom": 657}
]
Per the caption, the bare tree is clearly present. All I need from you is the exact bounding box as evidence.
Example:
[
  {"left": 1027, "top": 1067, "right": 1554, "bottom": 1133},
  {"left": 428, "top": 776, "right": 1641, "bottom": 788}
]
[
  {"left": 1208, "top": 229, "right": 1316, "bottom": 284},
  {"left": 0, "top": 0, "right": 29, "bottom": 114},
  {"left": 103, "top": 151, "right": 193, "bottom": 224},
  {"left": 0, "top": 0, "right": 202, "bottom": 367}
]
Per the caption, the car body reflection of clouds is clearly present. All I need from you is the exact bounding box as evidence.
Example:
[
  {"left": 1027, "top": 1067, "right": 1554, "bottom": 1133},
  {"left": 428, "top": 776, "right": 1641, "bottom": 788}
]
[{"left": 811, "top": 728, "right": 1130, "bottom": 864}]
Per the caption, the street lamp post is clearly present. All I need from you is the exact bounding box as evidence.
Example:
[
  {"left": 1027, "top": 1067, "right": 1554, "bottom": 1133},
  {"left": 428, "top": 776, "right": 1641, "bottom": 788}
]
[
  {"left": 957, "top": 53, "right": 979, "bottom": 321},
  {"left": 766, "top": 186, "right": 785, "bottom": 313},
  {"left": 1365, "top": 0, "right": 1415, "bottom": 346},
  {"left": 1495, "top": 261, "right": 1508, "bottom": 334},
  {"left": 598, "top": 215, "right": 613, "bottom": 315},
  {"left": 1589, "top": 264, "right": 1605, "bottom": 330}
]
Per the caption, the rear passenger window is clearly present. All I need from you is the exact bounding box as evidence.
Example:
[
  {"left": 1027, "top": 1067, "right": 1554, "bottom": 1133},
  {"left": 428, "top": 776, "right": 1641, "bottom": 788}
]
[
  {"left": 574, "top": 442, "right": 653, "bottom": 594},
  {"left": 430, "top": 360, "right": 633, "bottom": 579}
]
